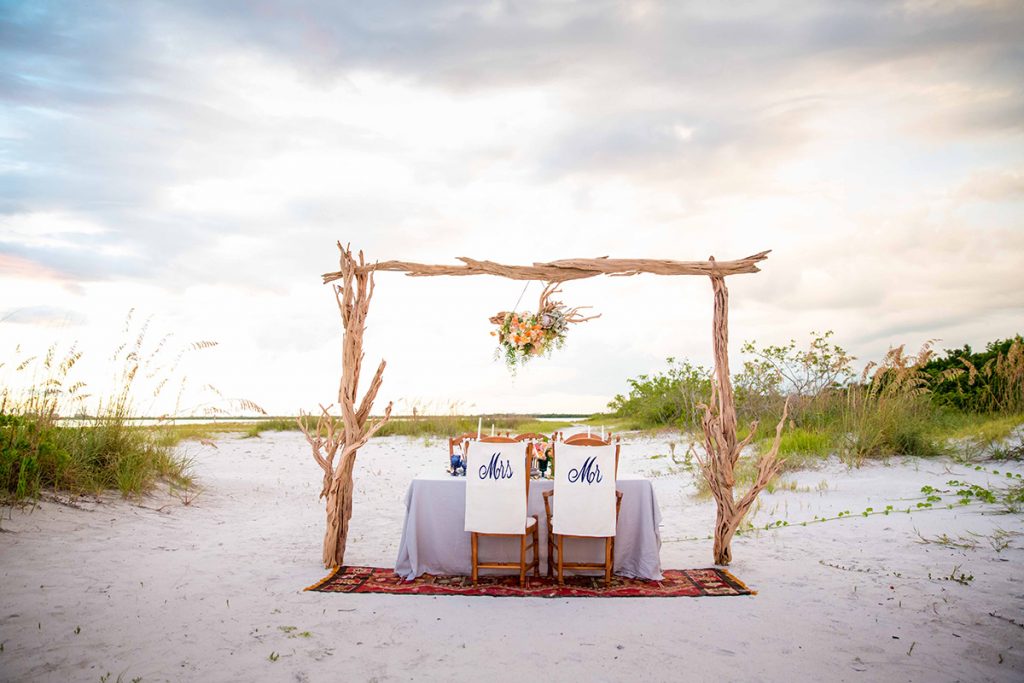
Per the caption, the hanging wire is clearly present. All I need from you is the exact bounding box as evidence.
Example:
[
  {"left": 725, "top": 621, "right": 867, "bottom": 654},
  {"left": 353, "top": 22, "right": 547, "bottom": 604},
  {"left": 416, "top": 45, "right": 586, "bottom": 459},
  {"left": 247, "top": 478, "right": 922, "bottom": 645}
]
[{"left": 510, "top": 280, "right": 530, "bottom": 312}]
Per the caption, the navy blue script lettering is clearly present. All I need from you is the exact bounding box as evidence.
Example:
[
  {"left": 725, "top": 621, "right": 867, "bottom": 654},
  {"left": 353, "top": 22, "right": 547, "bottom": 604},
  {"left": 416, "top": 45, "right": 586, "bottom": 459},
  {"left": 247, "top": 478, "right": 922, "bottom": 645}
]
[
  {"left": 567, "top": 456, "right": 603, "bottom": 484},
  {"left": 478, "top": 453, "right": 515, "bottom": 480}
]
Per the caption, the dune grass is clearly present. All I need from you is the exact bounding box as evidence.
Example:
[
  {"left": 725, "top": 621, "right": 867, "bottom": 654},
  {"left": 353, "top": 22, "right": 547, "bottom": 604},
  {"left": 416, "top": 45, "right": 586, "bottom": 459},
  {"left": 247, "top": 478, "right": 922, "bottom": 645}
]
[
  {"left": 613, "top": 334, "right": 1024, "bottom": 469},
  {"left": 147, "top": 420, "right": 289, "bottom": 446},
  {"left": 239, "top": 418, "right": 306, "bottom": 439},
  {"left": 932, "top": 412, "right": 1024, "bottom": 444},
  {"left": 148, "top": 415, "right": 579, "bottom": 442},
  {"left": 369, "top": 415, "right": 574, "bottom": 438},
  {"left": 0, "top": 317, "right": 232, "bottom": 502},
  {"left": 1, "top": 385, "right": 194, "bottom": 502}
]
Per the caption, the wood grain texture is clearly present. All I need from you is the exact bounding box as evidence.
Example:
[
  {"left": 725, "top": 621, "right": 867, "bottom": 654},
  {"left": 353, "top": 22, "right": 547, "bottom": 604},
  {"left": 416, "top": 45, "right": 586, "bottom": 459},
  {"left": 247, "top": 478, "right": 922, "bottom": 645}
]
[
  {"left": 322, "top": 251, "right": 770, "bottom": 284},
  {"left": 694, "top": 273, "right": 790, "bottom": 565},
  {"left": 300, "top": 243, "right": 393, "bottom": 569}
]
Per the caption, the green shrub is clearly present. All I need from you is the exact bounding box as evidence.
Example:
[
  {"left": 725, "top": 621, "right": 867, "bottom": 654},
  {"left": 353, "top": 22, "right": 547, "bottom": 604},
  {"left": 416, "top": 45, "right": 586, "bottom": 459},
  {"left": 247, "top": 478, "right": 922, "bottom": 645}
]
[
  {"left": 0, "top": 318, "right": 204, "bottom": 502},
  {"left": 375, "top": 415, "right": 570, "bottom": 438},
  {"left": 607, "top": 358, "right": 711, "bottom": 429},
  {"left": 771, "top": 427, "right": 834, "bottom": 457},
  {"left": 922, "top": 336, "right": 1024, "bottom": 413},
  {"left": 736, "top": 330, "right": 854, "bottom": 422},
  {"left": 608, "top": 332, "right": 1024, "bottom": 465}
]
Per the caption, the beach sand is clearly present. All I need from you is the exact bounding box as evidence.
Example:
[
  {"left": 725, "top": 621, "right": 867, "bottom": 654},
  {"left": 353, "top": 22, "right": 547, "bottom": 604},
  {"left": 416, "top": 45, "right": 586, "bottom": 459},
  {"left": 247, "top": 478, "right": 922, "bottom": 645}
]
[{"left": 1, "top": 432, "right": 1022, "bottom": 682}]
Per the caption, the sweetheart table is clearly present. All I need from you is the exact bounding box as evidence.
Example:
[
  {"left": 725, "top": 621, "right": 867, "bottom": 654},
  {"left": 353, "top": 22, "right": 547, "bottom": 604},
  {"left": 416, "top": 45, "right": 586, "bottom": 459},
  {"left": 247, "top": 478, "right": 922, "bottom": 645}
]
[{"left": 394, "top": 476, "right": 663, "bottom": 580}]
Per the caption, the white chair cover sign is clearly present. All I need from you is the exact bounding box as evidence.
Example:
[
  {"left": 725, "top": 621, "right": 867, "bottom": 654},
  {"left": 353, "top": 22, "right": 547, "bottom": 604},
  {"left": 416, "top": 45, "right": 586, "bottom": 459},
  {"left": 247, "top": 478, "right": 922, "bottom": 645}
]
[
  {"left": 465, "top": 440, "right": 528, "bottom": 534},
  {"left": 552, "top": 443, "right": 617, "bottom": 536},
  {"left": 544, "top": 440, "right": 622, "bottom": 586},
  {"left": 464, "top": 438, "right": 540, "bottom": 584}
]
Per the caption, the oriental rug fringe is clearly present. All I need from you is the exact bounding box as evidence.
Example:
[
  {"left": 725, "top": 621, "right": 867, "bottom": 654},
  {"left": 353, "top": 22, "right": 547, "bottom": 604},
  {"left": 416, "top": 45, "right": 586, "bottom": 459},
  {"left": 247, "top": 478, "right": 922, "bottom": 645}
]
[{"left": 306, "top": 566, "right": 753, "bottom": 598}]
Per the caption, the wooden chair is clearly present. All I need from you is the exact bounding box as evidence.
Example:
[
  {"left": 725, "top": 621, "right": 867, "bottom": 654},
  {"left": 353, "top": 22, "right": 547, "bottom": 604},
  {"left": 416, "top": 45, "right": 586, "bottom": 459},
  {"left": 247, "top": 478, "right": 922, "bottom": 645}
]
[
  {"left": 543, "top": 436, "right": 623, "bottom": 587},
  {"left": 447, "top": 433, "right": 477, "bottom": 476},
  {"left": 448, "top": 432, "right": 478, "bottom": 458},
  {"left": 513, "top": 432, "right": 549, "bottom": 472},
  {"left": 466, "top": 436, "right": 540, "bottom": 586}
]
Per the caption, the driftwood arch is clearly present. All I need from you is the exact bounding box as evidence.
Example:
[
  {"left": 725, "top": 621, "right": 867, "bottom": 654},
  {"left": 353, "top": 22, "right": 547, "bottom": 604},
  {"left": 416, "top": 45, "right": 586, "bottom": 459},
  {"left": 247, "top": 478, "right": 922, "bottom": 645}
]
[{"left": 304, "top": 243, "right": 787, "bottom": 569}]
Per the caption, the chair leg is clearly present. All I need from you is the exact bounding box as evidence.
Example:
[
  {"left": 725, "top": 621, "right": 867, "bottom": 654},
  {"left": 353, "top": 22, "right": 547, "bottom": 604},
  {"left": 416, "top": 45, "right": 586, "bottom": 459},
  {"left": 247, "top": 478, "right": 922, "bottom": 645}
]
[
  {"left": 519, "top": 534, "right": 527, "bottom": 587},
  {"left": 471, "top": 533, "right": 479, "bottom": 584},
  {"left": 533, "top": 521, "right": 540, "bottom": 576},
  {"left": 547, "top": 530, "right": 554, "bottom": 577},
  {"left": 604, "top": 537, "right": 612, "bottom": 588},
  {"left": 557, "top": 536, "right": 565, "bottom": 585}
]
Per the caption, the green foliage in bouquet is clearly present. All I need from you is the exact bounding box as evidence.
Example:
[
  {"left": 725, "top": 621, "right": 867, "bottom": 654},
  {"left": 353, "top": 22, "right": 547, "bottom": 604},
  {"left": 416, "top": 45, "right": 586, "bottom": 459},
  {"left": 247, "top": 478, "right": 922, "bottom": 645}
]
[
  {"left": 489, "top": 283, "right": 599, "bottom": 372},
  {"left": 492, "top": 310, "right": 568, "bottom": 371}
]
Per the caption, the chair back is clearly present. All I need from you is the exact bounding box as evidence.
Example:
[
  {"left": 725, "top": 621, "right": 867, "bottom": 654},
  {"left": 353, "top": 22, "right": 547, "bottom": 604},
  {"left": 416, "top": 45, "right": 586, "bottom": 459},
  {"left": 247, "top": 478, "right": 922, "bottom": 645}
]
[
  {"left": 449, "top": 432, "right": 478, "bottom": 457},
  {"left": 564, "top": 432, "right": 614, "bottom": 445},
  {"left": 465, "top": 434, "right": 517, "bottom": 470},
  {"left": 551, "top": 442, "right": 617, "bottom": 537},
  {"left": 464, "top": 440, "right": 529, "bottom": 534},
  {"left": 556, "top": 436, "right": 620, "bottom": 474},
  {"left": 513, "top": 432, "right": 547, "bottom": 442}
]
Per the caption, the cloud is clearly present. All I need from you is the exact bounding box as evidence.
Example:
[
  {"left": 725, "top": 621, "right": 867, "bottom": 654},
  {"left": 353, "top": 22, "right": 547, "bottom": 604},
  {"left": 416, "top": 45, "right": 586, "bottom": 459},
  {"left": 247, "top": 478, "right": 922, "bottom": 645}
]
[
  {"left": 956, "top": 169, "right": 1024, "bottom": 201},
  {"left": 1, "top": 0, "right": 1022, "bottom": 413}
]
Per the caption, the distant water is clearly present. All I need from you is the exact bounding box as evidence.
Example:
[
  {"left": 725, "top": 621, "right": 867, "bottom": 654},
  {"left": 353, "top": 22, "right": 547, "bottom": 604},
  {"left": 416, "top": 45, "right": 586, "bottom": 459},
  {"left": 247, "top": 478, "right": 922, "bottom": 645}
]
[{"left": 57, "top": 417, "right": 270, "bottom": 426}]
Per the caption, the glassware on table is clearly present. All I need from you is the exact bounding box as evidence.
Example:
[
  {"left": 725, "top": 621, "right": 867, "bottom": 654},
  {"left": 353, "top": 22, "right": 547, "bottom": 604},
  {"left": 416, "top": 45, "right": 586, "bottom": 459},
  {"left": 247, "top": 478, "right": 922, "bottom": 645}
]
[{"left": 535, "top": 442, "right": 553, "bottom": 478}]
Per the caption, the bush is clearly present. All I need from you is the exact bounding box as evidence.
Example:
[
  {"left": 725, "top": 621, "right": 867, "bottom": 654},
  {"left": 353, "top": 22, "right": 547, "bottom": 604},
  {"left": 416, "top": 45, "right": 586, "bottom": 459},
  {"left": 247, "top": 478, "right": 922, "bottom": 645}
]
[
  {"left": 0, "top": 411, "right": 193, "bottom": 502},
  {"left": 607, "top": 358, "right": 711, "bottom": 429},
  {"left": 736, "top": 330, "right": 855, "bottom": 424},
  {"left": 922, "top": 336, "right": 1024, "bottom": 413},
  {"left": 608, "top": 333, "right": 1023, "bottom": 464},
  {"left": 771, "top": 427, "right": 834, "bottom": 457},
  {"left": 0, "top": 318, "right": 208, "bottom": 502}
]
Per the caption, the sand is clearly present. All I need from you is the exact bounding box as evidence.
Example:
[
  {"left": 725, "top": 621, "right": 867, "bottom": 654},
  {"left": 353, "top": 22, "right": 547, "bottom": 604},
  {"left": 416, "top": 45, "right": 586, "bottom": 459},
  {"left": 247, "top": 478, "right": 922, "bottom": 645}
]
[{"left": 1, "top": 431, "right": 1022, "bottom": 682}]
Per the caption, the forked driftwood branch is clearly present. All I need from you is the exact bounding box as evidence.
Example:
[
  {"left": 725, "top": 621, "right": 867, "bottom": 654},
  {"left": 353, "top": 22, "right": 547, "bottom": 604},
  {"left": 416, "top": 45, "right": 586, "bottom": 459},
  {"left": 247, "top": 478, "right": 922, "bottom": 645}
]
[
  {"left": 538, "top": 282, "right": 601, "bottom": 324},
  {"left": 486, "top": 280, "right": 602, "bottom": 327},
  {"left": 301, "top": 243, "right": 393, "bottom": 568},
  {"left": 693, "top": 271, "right": 790, "bottom": 564}
]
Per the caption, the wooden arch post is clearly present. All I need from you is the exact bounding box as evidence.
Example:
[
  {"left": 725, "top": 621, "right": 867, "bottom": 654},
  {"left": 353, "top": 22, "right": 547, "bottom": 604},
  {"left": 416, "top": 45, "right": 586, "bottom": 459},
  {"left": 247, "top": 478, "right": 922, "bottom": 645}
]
[
  {"left": 698, "top": 267, "right": 789, "bottom": 565},
  {"left": 301, "top": 244, "right": 393, "bottom": 569},
  {"left": 314, "top": 248, "right": 786, "bottom": 567}
]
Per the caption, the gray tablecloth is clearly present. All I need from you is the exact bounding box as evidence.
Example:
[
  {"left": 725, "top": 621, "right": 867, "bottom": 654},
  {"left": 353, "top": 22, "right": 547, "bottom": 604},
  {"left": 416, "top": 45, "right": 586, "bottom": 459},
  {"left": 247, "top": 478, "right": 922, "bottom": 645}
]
[{"left": 394, "top": 476, "right": 663, "bottom": 580}]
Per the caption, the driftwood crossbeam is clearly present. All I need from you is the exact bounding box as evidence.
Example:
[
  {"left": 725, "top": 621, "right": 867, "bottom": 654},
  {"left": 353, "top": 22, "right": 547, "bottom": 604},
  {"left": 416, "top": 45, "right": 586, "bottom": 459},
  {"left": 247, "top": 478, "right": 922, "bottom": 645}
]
[
  {"left": 322, "top": 251, "right": 771, "bottom": 283},
  {"left": 306, "top": 243, "right": 787, "bottom": 569}
]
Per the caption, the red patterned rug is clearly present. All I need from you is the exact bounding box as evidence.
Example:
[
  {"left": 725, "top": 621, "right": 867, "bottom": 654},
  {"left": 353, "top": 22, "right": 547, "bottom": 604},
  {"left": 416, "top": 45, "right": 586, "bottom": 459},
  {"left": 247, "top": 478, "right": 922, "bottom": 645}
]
[{"left": 306, "top": 566, "right": 754, "bottom": 598}]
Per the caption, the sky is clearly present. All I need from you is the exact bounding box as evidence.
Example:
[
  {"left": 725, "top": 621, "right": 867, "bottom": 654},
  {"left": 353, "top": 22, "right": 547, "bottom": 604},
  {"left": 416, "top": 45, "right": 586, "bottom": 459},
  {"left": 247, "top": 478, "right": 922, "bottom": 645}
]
[{"left": 1, "top": 0, "right": 1023, "bottom": 416}]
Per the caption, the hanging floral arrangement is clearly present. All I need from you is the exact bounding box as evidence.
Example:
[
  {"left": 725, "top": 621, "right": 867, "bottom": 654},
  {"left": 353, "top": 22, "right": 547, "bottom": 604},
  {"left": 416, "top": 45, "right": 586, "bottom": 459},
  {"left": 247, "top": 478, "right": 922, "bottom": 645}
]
[{"left": 489, "top": 282, "right": 599, "bottom": 371}]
